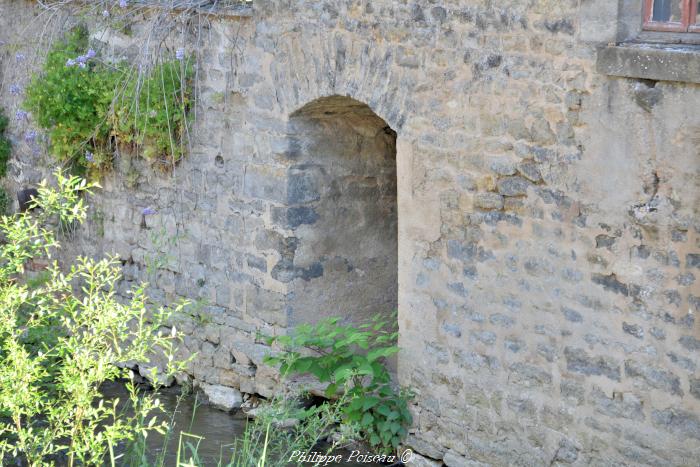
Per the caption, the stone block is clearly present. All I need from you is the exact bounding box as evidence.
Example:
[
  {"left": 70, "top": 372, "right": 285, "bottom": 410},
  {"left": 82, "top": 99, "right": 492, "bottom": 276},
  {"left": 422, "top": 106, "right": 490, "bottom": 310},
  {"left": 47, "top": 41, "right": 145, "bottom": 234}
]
[
  {"left": 496, "top": 176, "right": 531, "bottom": 196},
  {"left": 474, "top": 193, "right": 504, "bottom": 210},
  {"left": 200, "top": 383, "right": 243, "bottom": 412},
  {"left": 564, "top": 347, "right": 621, "bottom": 381},
  {"left": 624, "top": 360, "right": 682, "bottom": 396}
]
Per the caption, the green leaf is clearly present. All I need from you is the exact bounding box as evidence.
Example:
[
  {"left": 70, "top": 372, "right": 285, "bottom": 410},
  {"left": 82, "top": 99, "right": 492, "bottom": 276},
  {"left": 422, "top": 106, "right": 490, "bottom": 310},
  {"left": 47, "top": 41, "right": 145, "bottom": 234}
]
[
  {"left": 362, "top": 396, "right": 380, "bottom": 410},
  {"left": 324, "top": 383, "right": 338, "bottom": 398}
]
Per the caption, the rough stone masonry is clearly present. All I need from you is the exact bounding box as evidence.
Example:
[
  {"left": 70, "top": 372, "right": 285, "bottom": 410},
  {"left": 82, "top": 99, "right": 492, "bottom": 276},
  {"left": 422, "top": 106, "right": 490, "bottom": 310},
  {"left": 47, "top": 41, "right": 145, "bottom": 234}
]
[{"left": 0, "top": 0, "right": 699, "bottom": 465}]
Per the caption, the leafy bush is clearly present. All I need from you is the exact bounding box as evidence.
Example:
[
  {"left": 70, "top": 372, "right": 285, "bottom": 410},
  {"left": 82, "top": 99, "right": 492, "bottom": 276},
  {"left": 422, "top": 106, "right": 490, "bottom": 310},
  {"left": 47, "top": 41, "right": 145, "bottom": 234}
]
[
  {"left": 0, "top": 171, "right": 189, "bottom": 466},
  {"left": 0, "top": 107, "right": 11, "bottom": 177},
  {"left": 0, "top": 188, "right": 10, "bottom": 215},
  {"left": 24, "top": 27, "right": 116, "bottom": 174},
  {"left": 264, "top": 314, "right": 412, "bottom": 454},
  {"left": 24, "top": 26, "right": 193, "bottom": 177}
]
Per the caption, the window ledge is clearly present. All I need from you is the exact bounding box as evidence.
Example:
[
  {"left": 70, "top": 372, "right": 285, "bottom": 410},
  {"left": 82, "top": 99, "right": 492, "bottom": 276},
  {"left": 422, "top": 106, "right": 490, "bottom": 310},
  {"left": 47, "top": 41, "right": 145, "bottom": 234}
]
[{"left": 596, "top": 43, "right": 700, "bottom": 84}]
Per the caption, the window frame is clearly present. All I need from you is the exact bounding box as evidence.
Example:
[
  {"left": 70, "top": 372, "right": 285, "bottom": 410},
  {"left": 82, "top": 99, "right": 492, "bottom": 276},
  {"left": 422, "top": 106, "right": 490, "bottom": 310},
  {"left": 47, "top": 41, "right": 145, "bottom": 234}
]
[{"left": 643, "top": 0, "right": 699, "bottom": 32}]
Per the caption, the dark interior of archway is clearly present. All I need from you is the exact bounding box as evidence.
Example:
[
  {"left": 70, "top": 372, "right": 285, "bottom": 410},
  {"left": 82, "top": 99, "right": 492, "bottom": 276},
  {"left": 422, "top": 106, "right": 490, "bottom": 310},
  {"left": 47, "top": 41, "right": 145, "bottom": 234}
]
[{"left": 285, "top": 96, "right": 398, "bottom": 331}]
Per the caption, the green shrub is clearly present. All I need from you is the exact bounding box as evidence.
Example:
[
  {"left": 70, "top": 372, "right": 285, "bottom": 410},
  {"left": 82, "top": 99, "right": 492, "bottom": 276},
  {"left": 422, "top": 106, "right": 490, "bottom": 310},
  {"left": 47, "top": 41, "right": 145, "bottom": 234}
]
[
  {"left": 0, "top": 188, "right": 10, "bottom": 215},
  {"left": 24, "top": 26, "right": 116, "bottom": 174},
  {"left": 264, "top": 314, "right": 413, "bottom": 454},
  {"left": 24, "top": 26, "right": 193, "bottom": 178},
  {"left": 0, "top": 171, "right": 189, "bottom": 466},
  {"left": 0, "top": 108, "right": 11, "bottom": 177}
]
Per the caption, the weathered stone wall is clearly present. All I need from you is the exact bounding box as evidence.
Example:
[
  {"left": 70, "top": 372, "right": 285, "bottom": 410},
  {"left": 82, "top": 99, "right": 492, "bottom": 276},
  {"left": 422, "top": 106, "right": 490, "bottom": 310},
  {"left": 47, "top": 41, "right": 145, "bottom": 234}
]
[{"left": 1, "top": 0, "right": 699, "bottom": 465}]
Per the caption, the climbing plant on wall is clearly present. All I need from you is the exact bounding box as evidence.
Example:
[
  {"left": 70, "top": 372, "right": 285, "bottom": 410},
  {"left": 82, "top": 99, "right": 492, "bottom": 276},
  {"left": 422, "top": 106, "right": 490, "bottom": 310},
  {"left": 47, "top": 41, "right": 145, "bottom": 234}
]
[{"left": 23, "top": 25, "right": 193, "bottom": 179}]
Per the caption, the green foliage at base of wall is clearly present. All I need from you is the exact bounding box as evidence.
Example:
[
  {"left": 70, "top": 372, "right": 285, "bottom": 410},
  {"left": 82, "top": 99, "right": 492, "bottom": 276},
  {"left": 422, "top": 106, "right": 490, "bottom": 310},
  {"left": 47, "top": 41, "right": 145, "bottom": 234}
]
[
  {"left": 264, "top": 314, "right": 413, "bottom": 454},
  {"left": 24, "top": 26, "right": 193, "bottom": 178}
]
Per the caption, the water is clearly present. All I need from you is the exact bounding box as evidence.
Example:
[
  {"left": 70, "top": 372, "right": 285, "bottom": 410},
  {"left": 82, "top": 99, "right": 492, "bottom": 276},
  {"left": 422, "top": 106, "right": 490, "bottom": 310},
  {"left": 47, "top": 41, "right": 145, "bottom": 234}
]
[
  {"left": 101, "top": 381, "right": 386, "bottom": 466},
  {"left": 102, "top": 381, "right": 249, "bottom": 465}
]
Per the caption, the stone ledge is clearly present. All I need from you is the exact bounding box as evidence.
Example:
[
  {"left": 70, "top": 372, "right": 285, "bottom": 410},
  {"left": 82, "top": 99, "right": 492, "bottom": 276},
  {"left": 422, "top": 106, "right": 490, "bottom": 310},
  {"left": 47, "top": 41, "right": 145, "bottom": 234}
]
[
  {"left": 596, "top": 43, "right": 700, "bottom": 84},
  {"left": 123, "top": 1, "right": 253, "bottom": 17}
]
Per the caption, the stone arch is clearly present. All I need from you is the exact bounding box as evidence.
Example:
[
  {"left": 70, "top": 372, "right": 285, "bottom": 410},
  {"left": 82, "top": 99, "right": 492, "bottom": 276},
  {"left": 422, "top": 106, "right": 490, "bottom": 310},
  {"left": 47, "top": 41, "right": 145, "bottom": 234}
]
[{"left": 280, "top": 95, "right": 398, "bottom": 328}]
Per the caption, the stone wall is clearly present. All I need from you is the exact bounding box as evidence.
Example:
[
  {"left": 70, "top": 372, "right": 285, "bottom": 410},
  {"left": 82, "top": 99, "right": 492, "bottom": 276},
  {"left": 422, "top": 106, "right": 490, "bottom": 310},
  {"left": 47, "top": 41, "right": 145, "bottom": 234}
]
[{"left": 0, "top": 0, "right": 699, "bottom": 465}]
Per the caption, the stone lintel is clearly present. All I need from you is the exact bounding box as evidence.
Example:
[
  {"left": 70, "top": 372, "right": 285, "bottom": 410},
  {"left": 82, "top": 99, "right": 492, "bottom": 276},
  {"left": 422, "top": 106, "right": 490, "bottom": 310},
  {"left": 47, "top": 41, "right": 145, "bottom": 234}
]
[{"left": 596, "top": 43, "right": 700, "bottom": 84}]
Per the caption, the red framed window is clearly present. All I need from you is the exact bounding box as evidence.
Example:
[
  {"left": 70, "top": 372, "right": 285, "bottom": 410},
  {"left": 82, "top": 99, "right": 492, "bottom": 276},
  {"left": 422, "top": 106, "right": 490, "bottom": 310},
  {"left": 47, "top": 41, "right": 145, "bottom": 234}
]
[{"left": 643, "top": 0, "right": 700, "bottom": 32}]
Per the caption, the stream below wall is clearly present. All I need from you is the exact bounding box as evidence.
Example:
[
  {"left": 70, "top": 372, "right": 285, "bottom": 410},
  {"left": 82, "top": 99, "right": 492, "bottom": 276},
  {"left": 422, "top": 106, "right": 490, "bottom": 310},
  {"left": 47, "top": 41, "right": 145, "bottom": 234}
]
[{"left": 101, "top": 380, "right": 384, "bottom": 466}]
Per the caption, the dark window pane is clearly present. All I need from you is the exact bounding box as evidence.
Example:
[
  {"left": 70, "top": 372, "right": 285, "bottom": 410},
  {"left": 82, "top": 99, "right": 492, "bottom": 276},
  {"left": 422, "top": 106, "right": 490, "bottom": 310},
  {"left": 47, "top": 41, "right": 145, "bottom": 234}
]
[{"left": 652, "top": 0, "right": 682, "bottom": 22}]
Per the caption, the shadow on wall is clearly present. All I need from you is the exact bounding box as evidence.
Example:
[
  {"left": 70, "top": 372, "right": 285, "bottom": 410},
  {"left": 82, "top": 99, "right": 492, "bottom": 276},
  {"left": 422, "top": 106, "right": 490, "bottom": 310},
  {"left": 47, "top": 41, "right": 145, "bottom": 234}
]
[{"left": 279, "top": 96, "right": 399, "bottom": 329}]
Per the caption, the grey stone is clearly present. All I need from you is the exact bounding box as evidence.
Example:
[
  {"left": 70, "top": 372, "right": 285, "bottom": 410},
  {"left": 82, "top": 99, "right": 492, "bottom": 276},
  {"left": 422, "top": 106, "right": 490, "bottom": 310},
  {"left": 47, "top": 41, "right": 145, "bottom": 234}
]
[
  {"left": 504, "top": 338, "right": 525, "bottom": 353},
  {"left": 650, "top": 327, "right": 666, "bottom": 340},
  {"left": 597, "top": 44, "right": 700, "bottom": 84},
  {"left": 443, "top": 450, "right": 486, "bottom": 467},
  {"left": 651, "top": 408, "right": 700, "bottom": 440},
  {"left": 405, "top": 434, "right": 446, "bottom": 461},
  {"left": 509, "top": 362, "right": 552, "bottom": 387},
  {"left": 564, "top": 347, "right": 621, "bottom": 381},
  {"left": 591, "top": 273, "right": 628, "bottom": 296},
  {"left": 595, "top": 234, "right": 616, "bottom": 248},
  {"left": 474, "top": 192, "right": 504, "bottom": 210},
  {"left": 271, "top": 206, "right": 320, "bottom": 228},
  {"left": 489, "top": 313, "right": 515, "bottom": 328},
  {"left": 553, "top": 438, "right": 579, "bottom": 464},
  {"left": 517, "top": 160, "right": 542, "bottom": 182},
  {"left": 676, "top": 272, "right": 695, "bottom": 286},
  {"left": 667, "top": 352, "right": 696, "bottom": 371},
  {"left": 561, "top": 380, "right": 585, "bottom": 405},
  {"left": 537, "top": 343, "right": 557, "bottom": 362},
  {"left": 470, "top": 330, "right": 497, "bottom": 346},
  {"left": 442, "top": 323, "right": 462, "bottom": 338},
  {"left": 633, "top": 82, "right": 663, "bottom": 112},
  {"left": 624, "top": 360, "right": 682, "bottom": 396},
  {"left": 404, "top": 452, "right": 442, "bottom": 467},
  {"left": 286, "top": 168, "right": 320, "bottom": 204},
  {"left": 200, "top": 383, "right": 243, "bottom": 411},
  {"left": 687, "top": 254, "right": 700, "bottom": 269},
  {"left": 691, "top": 377, "right": 700, "bottom": 400},
  {"left": 679, "top": 336, "right": 700, "bottom": 352},
  {"left": 455, "top": 350, "right": 499, "bottom": 371},
  {"left": 507, "top": 395, "right": 536, "bottom": 417},
  {"left": 562, "top": 307, "right": 583, "bottom": 323},
  {"left": 590, "top": 386, "right": 644, "bottom": 420},
  {"left": 496, "top": 176, "right": 531, "bottom": 196},
  {"left": 447, "top": 240, "right": 494, "bottom": 263},
  {"left": 622, "top": 322, "right": 644, "bottom": 339}
]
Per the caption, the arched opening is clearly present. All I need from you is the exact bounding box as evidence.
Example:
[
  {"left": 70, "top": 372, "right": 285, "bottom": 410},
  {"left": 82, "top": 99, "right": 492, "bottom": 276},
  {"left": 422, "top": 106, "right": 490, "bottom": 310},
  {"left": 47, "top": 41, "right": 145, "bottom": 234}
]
[{"left": 282, "top": 96, "right": 398, "bottom": 328}]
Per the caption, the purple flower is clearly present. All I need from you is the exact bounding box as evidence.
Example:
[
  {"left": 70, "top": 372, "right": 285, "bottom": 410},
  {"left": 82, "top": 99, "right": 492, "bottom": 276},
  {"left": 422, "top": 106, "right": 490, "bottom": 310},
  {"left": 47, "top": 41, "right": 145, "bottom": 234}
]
[
  {"left": 15, "top": 53, "right": 25, "bottom": 62},
  {"left": 15, "top": 110, "right": 28, "bottom": 121},
  {"left": 24, "top": 130, "right": 36, "bottom": 143},
  {"left": 66, "top": 58, "right": 76, "bottom": 67},
  {"left": 9, "top": 84, "right": 22, "bottom": 95},
  {"left": 176, "top": 48, "right": 185, "bottom": 61},
  {"left": 76, "top": 55, "right": 87, "bottom": 64},
  {"left": 142, "top": 207, "right": 157, "bottom": 216},
  {"left": 78, "top": 62, "right": 87, "bottom": 69},
  {"left": 86, "top": 49, "right": 96, "bottom": 59},
  {"left": 102, "top": 9, "right": 110, "bottom": 17},
  {"left": 85, "top": 151, "right": 94, "bottom": 162},
  {"left": 119, "top": 0, "right": 127, "bottom": 8}
]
